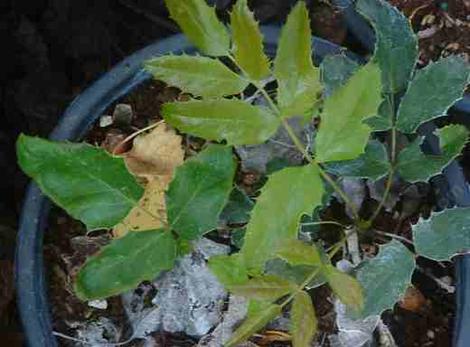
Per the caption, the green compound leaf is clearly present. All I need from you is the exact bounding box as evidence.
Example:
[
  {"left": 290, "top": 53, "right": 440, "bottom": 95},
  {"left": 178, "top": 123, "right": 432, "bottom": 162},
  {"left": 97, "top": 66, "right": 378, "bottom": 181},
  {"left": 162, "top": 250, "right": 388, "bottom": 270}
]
[
  {"left": 208, "top": 254, "right": 248, "bottom": 287},
  {"left": 231, "top": 0, "right": 270, "bottom": 80},
  {"left": 228, "top": 275, "right": 296, "bottom": 301},
  {"left": 354, "top": 240, "right": 415, "bottom": 319},
  {"left": 356, "top": 0, "right": 418, "bottom": 93},
  {"left": 397, "top": 124, "right": 469, "bottom": 183},
  {"left": 413, "top": 207, "right": 470, "bottom": 261},
  {"left": 240, "top": 163, "right": 324, "bottom": 273},
  {"left": 291, "top": 291, "right": 317, "bottom": 347},
  {"left": 75, "top": 229, "right": 176, "bottom": 300},
  {"left": 265, "top": 259, "right": 327, "bottom": 287},
  {"left": 220, "top": 186, "right": 254, "bottom": 225},
  {"left": 320, "top": 54, "right": 359, "bottom": 97},
  {"left": 323, "top": 265, "right": 364, "bottom": 313},
  {"left": 396, "top": 56, "right": 470, "bottom": 133},
  {"left": 166, "top": 145, "right": 236, "bottom": 240},
  {"left": 364, "top": 98, "right": 394, "bottom": 131},
  {"left": 17, "top": 135, "right": 143, "bottom": 230},
  {"left": 274, "top": 1, "right": 321, "bottom": 117},
  {"left": 145, "top": 55, "right": 249, "bottom": 98},
  {"left": 227, "top": 304, "right": 281, "bottom": 347},
  {"left": 315, "top": 63, "right": 382, "bottom": 163},
  {"left": 276, "top": 239, "right": 322, "bottom": 266},
  {"left": 325, "top": 140, "right": 390, "bottom": 180},
  {"left": 162, "top": 99, "right": 280, "bottom": 145},
  {"left": 164, "top": 0, "right": 229, "bottom": 56}
]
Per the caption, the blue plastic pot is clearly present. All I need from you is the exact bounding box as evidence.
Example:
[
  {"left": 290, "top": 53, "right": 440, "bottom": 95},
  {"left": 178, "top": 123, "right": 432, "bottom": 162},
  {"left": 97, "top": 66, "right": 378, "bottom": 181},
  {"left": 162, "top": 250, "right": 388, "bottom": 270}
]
[{"left": 16, "top": 26, "right": 355, "bottom": 347}]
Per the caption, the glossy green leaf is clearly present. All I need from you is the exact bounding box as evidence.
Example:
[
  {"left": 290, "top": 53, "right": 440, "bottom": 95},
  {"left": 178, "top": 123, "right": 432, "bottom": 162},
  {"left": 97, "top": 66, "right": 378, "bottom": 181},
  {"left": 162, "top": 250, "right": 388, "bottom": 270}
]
[
  {"left": 413, "top": 208, "right": 470, "bottom": 261},
  {"left": 320, "top": 54, "right": 359, "bottom": 97},
  {"left": 230, "top": 0, "right": 270, "bottom": 80},
  {"left": 144, "top": 55, "right": 248, "bottom": 97},
  {"left": 208, "top": 254, "right": 248, "bottom": 286},
  {"left": 226, "top": 304, "right": 281, "bottom": 347},
  {"left": 396, "top": 56, "right": 470, "bottom": 133},
  {"left": 323, "top": 265, "right": 363, "bottom": 313},
  {"left": 162, "top": 99, "right": 280, "bottom": 145},
  {"left": 75, "top": 229, "right": 176, "bottom": 300},
  {"left": 241, "top": 163, "right": 324, "bottom": 272},
  {"left": 274, "top": 1, "right": 321, "bottom": 117},
  {"left": 397, "top": 124, "right": 469, "bottom": 183},
  {"left": 276, "top": 239, "right": 322, "bottom": 266},
  {"left": 325, "top": 140, "right": 390, "bottom": 180},
  {"left": 228, "top": 275, "right": 296, "bottom": 301},
  {"left": 17, "top": 135, "right": 143, "bottom": 230},
  {"left": 166, "top": 145, "right": 236, "bottom": 239},
  {"left": 220, "top": 186, "right": 254, "bottom": 225},
  {"left": 354, "top": 240, "right": 415, "bottom": 318},
  {"left": 357, "top": 0, "right": 418, "bottom": 93},
  {"left": 291, "top": 291, "right": 317, "bottom": 347},
  {"left": 164, "top": 0, "right": 229, "bottom": 56},
  {"left": 315, "top": 63, "right": 382, "bottom": 163}
]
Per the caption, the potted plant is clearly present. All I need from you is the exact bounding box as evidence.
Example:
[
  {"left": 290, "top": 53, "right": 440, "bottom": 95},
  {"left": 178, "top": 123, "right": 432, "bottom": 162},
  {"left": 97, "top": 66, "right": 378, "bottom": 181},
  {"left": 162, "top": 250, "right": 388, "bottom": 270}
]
[{"left": 16, "top": 0, "right": 470, "bottom": 346}]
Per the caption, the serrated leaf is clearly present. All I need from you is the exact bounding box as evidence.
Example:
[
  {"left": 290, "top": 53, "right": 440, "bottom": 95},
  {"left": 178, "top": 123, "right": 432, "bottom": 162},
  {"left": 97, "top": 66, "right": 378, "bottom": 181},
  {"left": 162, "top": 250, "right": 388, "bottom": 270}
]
[
  {"left": 144, "top": 55, "right": 249, "bottom": 98},
  {"left": 291, "top": 291, "right": 317, "bottom": 347},
  {"left": 357, "top": 0, "right": 418, "bottom": 93},
  {"left": 397, "top": 124, "right": 469, "bottom": 183},
  {"left": 226, "top": 304, "right": 281, "bottom": 347},
  {"left": 162, "top": 99, "right": 280, "bottom": 145},
  {"left": 164, "top": 0, "right": 229, "bottom": 56},
  {"left": 363, "top": 99, "right": 393, "bottom": 131},
  {"left": 230, "top": 0, "right": 270, "bottom": 80},
  {"left": 396, "top": 56, "right": 470, "bottom": 133},
  {"left": 228, "top": 275, "right": 296, "bottom": 301},
  {"left": 240, "top": 163, "right": 324, "bottom": 272},
  {"left": 274, "top": 1, "right": 321, "bottom": 117},
  {"left": 323, "top": 265, "right": 363, "bottom": 313},
  {"left": 208, "top": 254, "right": 248, "bottom": 287},
  {"left": 166, "top": 145, "right": 236, "bottom": 239},
  {"left": 413, "top": 207, "right": 470, "bottom": 261},
  {"left": 320, "top": 54, "right": 359, "bottom": 97},
  {"left": 315, "top": 63, "right": 382, "bottom": 163},
  {"left": 17, "top": 135, "right": 143, "bottom": 230},
  {"left": 75, "top": 229, "right": 176, "bottom": 300},
  {"left": 354, "top": 240, "right": 415, "bottom": 318},
  {"left": 325, "top": 140, "right": 390, "bottom": 180},
  {"left": 276, "top": 239, "right": 322, "bottom": 266}
]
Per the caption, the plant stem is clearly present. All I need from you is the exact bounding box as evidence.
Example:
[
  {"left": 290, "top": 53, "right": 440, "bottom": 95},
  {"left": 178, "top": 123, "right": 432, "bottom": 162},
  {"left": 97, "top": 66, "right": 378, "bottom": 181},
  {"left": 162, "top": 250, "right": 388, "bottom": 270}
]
[{"left": 301, "top": 221, "right": 347, "bottom": 228}]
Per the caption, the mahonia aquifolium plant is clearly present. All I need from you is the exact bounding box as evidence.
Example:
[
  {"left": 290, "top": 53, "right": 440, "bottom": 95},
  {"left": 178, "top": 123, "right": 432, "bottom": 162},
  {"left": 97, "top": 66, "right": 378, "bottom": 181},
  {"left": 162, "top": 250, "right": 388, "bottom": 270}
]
[{"left": 17, "top": 0, "right": 470, "bottom": 345}]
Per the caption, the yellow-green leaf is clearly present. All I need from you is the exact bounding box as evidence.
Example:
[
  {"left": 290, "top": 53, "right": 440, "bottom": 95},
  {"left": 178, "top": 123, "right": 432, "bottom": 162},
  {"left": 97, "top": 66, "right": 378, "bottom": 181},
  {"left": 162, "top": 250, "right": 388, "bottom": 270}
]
[
  {"left": 274, "top": 1, "right": 321, "bottom": 117},
  {"left": 162, "top": 99, "right": 280, "bottom": 145},
  {"left": 291, "top": 291, "right": 317, "bottom": 347},
  {"left": 226, "top": 304, "right": 281, "bottom": 347},
  {"left": 315, "top": 63, "right": 382, "bottom": 163},
  {"left": 276, "top": 239, "right": 322, "bottom": 266},
  {"left": 323, "top": 265, "right": 364, "bottom": 313},
  {"left": 75, "top": 229, "right": 176, "bottom": 300},
  {"left": 230, "top": 0, "right": 270, "bottom": 80},
  {"left": 241, "top": 163, "right": 324, "bottom": 273},
  {"left": 228, "top": 275, "right": 296, "bottom": 301},
  {"left": 145, "top": 55, "right": 249, "bottom": 97},
  {"left": 208, "top": 254, "right": 248, "bottom": 287},
  {"left": 164, "top": 0, "right": 229, "bottom": 56}
]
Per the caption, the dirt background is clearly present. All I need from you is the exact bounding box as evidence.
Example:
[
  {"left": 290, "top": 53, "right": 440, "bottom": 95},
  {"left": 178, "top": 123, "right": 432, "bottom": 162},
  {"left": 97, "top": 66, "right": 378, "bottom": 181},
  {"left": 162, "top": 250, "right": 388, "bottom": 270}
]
[{"left": 0, "top": 0, "right": 468, "bottom": 345}]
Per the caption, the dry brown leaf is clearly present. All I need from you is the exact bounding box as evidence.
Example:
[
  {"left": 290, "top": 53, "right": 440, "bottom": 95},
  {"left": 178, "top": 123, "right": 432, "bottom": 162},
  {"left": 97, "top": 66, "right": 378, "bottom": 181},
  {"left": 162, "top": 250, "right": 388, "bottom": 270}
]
[
  {"left": 124, "top": 122, "right": 184, "bottom": 178},
  {"left": 114, "top": 122, "right": 184, "bottom": 237}
]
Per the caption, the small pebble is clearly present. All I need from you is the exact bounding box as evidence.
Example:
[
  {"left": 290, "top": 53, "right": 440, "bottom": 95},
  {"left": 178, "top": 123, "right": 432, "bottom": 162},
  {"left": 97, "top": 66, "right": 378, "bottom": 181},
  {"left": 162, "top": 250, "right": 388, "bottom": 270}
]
[
  {"left": 112, "top": 103, "right": 133, "bottom": 125},
  {"left": 427, "top": 330, "right": 435, "bottom": 339},
  {"left": 88, "top": 299, "right": 108, "bottom": 310},
  {"left": 99, "top": 115, "right": 113, "bottom": 128}
]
